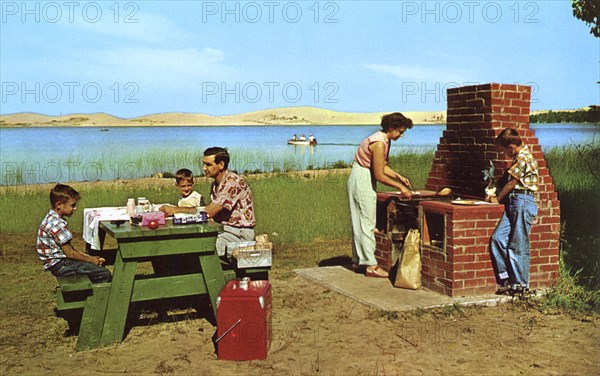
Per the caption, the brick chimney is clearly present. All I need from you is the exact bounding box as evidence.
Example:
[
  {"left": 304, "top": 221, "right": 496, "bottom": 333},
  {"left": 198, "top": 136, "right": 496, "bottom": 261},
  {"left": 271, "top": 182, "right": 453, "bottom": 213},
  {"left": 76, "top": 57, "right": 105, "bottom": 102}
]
[{"left": 421, "top": 83, "right": 560, "bottom": 294}]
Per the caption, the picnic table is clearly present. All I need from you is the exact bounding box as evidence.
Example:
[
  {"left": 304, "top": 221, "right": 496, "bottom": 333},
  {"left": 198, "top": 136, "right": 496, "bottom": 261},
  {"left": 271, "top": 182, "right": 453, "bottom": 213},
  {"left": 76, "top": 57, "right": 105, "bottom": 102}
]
[{"left": 58, "top": 219, "right": 236, "bottom": 351}]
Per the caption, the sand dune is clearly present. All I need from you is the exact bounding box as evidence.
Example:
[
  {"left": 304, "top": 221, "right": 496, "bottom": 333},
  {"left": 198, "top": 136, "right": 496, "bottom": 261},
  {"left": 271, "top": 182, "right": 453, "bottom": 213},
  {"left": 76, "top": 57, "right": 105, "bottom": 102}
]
[{"left": 0, "top": 107, "right": 446, "bottom": 127}]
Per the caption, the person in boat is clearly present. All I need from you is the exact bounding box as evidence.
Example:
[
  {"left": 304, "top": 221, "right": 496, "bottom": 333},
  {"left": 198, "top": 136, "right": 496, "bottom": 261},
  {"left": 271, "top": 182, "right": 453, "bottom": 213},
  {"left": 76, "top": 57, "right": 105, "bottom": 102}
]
[
  {"left": 347, "top": 112, "right": 413, "bottom": 278},
  {"left": 299, "top": 134, "right": 306, "bottom": 141},
  {"left": 309, "top": 133, "right": 316, "bottom": 144},
  {"left": 292, "top": 134, "right": 298, "bottom": 141}
]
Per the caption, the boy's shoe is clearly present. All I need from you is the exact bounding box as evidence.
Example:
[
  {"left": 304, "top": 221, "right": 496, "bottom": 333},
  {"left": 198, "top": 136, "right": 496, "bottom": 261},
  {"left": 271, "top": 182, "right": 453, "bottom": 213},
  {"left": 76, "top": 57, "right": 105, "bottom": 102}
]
[
  {"left": 510, "top": 285, "right": 532, "bottom": 297},
  {"left": 495, "top": 280, "right": 512, "bottom": 295}
]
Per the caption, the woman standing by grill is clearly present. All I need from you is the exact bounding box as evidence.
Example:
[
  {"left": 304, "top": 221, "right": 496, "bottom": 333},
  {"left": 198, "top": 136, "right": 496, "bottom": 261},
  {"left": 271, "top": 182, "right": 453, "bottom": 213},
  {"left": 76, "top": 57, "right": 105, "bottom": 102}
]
[{"left": 348, "top": 113, "right": 414, "bottom": 278}]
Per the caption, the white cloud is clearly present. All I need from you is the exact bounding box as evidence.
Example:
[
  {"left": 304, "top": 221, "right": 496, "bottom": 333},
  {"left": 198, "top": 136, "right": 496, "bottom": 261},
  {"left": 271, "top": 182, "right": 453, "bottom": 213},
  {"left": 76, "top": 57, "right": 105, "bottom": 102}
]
[
  {"left": 82, "top": 47, "right": 232, "bottom": 89},
  {"left": 73, "top": 12, "right": 195, "bottom": 46},
  {"left": 365, "top": 63, "right": 470, "bottom": 84},
  {"left": 97, "top": 47, "right": 225, "bottom": 75},
  {"left": 16, "top": 46, "right": 233, "bottom": 95}
]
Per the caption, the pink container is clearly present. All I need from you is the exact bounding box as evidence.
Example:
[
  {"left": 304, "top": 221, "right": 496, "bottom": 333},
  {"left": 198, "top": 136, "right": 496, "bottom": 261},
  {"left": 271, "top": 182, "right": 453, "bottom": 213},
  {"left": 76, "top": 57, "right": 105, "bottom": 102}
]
[{"left": 140, "top": 212, "right": 166, "bottom": 226}]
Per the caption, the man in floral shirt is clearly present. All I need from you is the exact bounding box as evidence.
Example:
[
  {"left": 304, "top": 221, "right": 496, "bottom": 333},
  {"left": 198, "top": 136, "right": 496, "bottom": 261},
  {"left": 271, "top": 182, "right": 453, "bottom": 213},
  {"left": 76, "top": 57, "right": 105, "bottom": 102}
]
[{"left": 203, "top": 147, "right": 256, "bottom": 256}]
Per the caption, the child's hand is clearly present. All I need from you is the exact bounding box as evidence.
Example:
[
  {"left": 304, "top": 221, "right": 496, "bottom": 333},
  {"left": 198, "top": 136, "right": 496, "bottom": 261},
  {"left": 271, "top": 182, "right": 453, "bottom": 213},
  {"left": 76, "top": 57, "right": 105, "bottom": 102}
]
[
  {"left": 159, "top": 205, "right": 176, "bottom": 215},
  {"left": 486, "top": 196, "right": 499, "bottom": 203},
  {"left": 93, "top": 256, "right": 106, "bottom": 266}
]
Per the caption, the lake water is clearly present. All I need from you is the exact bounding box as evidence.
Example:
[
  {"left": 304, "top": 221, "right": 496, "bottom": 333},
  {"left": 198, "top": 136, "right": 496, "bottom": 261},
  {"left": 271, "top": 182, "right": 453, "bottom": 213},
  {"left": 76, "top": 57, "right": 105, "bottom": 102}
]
[{"left": 0, "top": 123, "right": 597, "bottom": 185}]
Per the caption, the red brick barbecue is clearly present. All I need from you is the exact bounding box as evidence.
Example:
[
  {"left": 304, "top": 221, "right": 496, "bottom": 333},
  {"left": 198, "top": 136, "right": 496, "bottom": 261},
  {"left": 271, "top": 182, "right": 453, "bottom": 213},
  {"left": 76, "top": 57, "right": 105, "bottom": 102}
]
[{"left": 375, "top": 83, "right": 560, "bottom": 297}]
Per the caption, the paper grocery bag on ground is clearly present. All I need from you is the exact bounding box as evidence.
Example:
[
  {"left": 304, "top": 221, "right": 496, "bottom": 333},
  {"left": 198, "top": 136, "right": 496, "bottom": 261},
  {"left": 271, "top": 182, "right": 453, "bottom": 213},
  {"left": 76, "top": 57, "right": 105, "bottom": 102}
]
[{"left": 394, "top": 229, "right": 421, "bottom": 289}]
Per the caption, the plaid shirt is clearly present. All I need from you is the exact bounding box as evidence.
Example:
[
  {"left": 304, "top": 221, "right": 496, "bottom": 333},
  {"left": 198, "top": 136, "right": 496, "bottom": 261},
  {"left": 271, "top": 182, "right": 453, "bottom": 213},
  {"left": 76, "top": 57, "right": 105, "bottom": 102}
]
[
  {"left": 36, "top": 210, "right": 72, "bottom": 269},
  {"left": 210, "top": 170, "right": 256, "bottom": 228},
  {"left": 508, "top": 145, "right": 539, "bottom": 192}
]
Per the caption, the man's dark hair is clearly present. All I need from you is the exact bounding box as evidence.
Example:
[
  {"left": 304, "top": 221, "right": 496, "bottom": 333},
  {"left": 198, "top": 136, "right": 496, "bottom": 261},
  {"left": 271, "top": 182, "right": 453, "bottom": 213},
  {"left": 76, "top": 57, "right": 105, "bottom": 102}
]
[
  {"left": 204, "top": 147, "right": 230, "bottom": 169},
  {"left": 381, "top": 112, "right": 413, "bottom": 132},
  {"left": 497, "top": 128, "right": 522, "bottom": 148},
  {"left": 50, "top": 184, "right": 80, "bottom": 207}
]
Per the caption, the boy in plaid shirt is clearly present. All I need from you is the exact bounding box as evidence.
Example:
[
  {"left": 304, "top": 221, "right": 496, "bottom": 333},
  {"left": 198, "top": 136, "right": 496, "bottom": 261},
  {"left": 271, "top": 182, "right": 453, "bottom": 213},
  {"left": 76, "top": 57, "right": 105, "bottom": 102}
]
[
  {"left": 486, "top": 128, "right": 538, "bottom": 295},
  {"left": 36, "top": 184, "right": 111, "bottom": 283}
]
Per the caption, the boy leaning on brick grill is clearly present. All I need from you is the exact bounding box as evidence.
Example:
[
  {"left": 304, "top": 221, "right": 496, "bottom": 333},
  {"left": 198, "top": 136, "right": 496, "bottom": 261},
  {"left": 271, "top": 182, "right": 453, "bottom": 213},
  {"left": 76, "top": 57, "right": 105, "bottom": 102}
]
[{"left": 486, "top": 128, "right": 539, "bottom": 295}]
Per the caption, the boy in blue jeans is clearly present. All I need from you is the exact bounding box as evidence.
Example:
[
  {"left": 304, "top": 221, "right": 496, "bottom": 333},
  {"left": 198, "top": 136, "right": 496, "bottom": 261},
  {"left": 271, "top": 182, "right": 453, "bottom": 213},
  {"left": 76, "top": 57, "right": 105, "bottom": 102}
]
[
  {"left": 486, "top": 128, "right": 538, "bottom": 295},
  {"left": 36, "top": 184, "right": 111, "bottom": 283}
]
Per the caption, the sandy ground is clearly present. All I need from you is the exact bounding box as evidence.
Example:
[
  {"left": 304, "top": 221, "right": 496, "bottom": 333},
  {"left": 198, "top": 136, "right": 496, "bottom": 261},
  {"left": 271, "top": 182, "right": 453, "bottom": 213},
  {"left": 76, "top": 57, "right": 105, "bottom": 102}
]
[
  {"left": 1, "top": 178, "right": 598, "bottom": 375},
  {"left": 0, "top": 107, "right": 446, "bottom": 127},
  {"left": 1, "top": 265, "right": 599, "bottom": 376}
]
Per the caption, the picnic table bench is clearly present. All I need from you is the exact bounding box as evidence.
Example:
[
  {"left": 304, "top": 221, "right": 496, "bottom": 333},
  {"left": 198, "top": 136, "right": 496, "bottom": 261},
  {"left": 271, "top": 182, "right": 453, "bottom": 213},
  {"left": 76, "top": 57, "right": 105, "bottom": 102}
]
[{"left": 55, "top": 220, "right": 238, "bottom": 351}]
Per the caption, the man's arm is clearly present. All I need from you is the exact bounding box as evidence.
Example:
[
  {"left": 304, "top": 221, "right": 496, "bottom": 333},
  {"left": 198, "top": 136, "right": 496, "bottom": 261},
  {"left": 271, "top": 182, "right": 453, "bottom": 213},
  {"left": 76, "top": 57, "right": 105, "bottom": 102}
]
[{"left": 205, "top": 202, "right": 224, "bottom": 219}]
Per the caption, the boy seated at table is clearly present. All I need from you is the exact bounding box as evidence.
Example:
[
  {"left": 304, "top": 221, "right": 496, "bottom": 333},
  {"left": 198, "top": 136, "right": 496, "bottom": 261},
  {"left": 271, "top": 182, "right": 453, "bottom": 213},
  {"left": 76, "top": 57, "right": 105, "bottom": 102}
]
[
  {"left": 36, "top": 184, "right": 111, "bottom": 283},
  {"left": 159, "top": 168, "right": 205, "bottom": 216}
]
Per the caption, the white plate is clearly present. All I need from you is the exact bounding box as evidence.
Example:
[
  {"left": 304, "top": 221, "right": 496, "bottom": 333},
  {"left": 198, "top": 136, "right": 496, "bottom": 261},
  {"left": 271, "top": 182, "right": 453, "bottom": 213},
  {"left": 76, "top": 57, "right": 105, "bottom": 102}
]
[{"left": 451, "top": 199, "right": 490, "bottom": 205}]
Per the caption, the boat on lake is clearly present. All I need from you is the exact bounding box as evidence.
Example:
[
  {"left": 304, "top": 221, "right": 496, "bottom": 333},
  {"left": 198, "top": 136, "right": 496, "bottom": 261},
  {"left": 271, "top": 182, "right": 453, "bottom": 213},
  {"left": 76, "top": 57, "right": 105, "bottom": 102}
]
[
  {"left": 287, "top": 139, "right": 317, "bottom": 146},
  {"left": 288, "top": 133, "right": 317, "bottom": 146},
  {"left": 100, "top": 127, "right": 109, "bottom": 131}
]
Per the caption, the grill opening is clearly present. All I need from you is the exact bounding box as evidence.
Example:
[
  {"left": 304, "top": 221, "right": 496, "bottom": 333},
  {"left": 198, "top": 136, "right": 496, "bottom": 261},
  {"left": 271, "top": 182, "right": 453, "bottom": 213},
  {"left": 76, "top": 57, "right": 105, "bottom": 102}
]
[{"left": 422, "top": 210, "right": 446, "bottom": 254}]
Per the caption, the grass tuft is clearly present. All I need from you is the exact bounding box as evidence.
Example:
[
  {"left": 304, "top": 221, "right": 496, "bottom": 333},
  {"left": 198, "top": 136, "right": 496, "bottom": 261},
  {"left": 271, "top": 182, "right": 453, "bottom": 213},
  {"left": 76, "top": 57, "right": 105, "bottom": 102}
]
[{"left": 538, "top": 257, "right": 600, "bottom": 313}]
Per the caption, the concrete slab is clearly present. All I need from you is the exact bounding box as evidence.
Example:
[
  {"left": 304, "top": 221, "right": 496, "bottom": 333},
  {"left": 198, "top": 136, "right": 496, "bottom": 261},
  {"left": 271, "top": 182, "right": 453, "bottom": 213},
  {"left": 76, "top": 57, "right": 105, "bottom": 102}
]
[{"left": 294, "top": 265, "right": 513, "bottom": 312}]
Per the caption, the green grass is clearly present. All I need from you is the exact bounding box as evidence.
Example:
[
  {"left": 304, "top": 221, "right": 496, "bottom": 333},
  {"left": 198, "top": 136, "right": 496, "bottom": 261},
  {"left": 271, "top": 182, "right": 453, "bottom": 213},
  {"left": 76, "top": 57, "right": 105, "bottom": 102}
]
[
  {"left": 0, "top": 183, "right": 179, "bottom": 233},
  {"left": 250, "top": 173, "right": 353, "bottom": 242},
  {"left": 539, "top": 257, "right": 600, "bottom": 313},
  {"left": 544, "top": 143, "right": 600, "bottom": 289},
  {"left": 0, "top": 148, "right": 337, "bottom": 185},
  {"left": 1, "top": 143, "right": 598, "bottom": 300},
  {"left": 0, "top": 151, "right": 433, "bottom": 241},
  {"left": 388, "top": 151, "right": 435, "bottom": 190}
]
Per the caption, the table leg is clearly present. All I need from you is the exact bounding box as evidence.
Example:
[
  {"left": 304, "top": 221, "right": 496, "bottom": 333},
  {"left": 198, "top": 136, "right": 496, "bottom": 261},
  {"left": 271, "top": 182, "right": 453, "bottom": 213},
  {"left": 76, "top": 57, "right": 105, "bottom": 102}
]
[
  {"left": 199, "top": 254, "right": 227, "bottom": 319},
  {"left": 98, "top": 229, "right": 107, "bottom": 251},
  {"left": 99, "top": 247, "right": 137, "bottom": 347},
  {"left": 76, "top": 282, "right": 111, "bottom": 351}
]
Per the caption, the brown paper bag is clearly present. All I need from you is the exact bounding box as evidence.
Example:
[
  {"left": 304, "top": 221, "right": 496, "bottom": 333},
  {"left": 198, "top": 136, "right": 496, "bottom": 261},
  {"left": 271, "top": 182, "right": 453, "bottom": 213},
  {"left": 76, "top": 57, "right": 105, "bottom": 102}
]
[{"left": 394, "top": 229, "right": 421, "bottom": 289}]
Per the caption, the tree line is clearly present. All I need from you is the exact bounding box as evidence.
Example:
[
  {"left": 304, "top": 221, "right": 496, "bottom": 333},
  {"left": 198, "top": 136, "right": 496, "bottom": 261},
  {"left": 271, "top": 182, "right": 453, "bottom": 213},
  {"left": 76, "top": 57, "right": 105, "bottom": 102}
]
[{"left": 530, "top": 106, "right": 600, "bottom": 124}]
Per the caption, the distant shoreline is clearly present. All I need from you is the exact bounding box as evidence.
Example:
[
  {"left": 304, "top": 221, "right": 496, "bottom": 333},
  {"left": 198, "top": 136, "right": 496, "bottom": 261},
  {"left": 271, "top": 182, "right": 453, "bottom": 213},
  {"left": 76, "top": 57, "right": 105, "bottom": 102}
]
[
  {"left": 0, "top": 107, "right": 446, "bottom": 128},
  {"left": 2, "top": 107, "right": 594, "bottom": 128}
]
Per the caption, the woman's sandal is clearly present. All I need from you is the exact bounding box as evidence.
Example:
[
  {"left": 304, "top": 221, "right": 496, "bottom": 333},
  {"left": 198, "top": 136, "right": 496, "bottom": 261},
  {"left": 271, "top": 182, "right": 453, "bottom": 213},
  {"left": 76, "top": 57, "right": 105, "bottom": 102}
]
[{"left": 365, "top": 265, "right": 389, "bottom": 278}]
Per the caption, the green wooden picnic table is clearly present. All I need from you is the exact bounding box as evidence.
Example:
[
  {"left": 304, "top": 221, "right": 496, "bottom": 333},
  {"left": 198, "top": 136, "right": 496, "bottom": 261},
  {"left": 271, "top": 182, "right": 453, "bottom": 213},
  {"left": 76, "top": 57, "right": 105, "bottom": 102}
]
[{"left": 75, "top": 220, "right": 233, "bottom": 351}]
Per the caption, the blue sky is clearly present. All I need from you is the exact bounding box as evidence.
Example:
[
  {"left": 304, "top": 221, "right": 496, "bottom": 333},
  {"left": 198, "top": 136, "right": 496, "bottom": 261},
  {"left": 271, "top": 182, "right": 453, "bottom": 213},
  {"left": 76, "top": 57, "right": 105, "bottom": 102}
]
[{"left": 1, "top": 0, "right": 598, "bottom": 117}]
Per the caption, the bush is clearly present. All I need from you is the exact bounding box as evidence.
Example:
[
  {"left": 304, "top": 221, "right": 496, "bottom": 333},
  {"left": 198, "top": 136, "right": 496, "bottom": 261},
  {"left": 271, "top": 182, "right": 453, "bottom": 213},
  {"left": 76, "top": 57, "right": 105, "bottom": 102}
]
[{"left": 539, "top": 256, "right": 600, "bottom": 313}]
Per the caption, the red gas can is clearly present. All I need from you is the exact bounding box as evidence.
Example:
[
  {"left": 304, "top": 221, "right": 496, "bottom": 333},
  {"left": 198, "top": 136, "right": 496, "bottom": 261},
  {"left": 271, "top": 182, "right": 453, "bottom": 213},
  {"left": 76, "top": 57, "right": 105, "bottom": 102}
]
[{"left": 216, "top": 279, "right": 272, "bottom": 361}]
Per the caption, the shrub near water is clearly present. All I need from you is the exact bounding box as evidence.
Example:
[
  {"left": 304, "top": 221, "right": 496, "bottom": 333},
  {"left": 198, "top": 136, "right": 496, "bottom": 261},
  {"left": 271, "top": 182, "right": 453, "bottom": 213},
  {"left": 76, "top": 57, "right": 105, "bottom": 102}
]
[
  {"left": 387, "top": 151, "right": 435, "bottom": 190},
  {"left": 545, "top": 143, "right": 600, "bottom": 290},
  {"left": 250, "top": 172, "right": 353, "bottom": 243}
]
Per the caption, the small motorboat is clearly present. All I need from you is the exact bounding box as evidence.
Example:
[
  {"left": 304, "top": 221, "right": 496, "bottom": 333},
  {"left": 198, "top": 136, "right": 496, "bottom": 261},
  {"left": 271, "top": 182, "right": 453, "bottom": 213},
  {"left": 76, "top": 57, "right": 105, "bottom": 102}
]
[
  {"left": 287, "top": 139, "right": 317, "bottom": 146},
  {"left": 288, "top": 133, "right": 317, "bottom": 145},
  {"left": 100, "top": 127, "right": 109, "bottom": 131}
]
